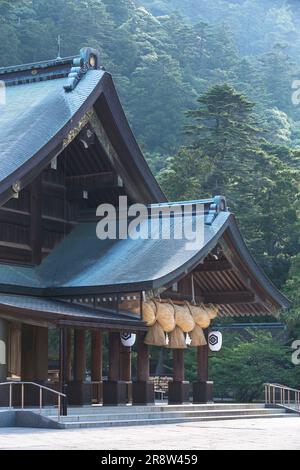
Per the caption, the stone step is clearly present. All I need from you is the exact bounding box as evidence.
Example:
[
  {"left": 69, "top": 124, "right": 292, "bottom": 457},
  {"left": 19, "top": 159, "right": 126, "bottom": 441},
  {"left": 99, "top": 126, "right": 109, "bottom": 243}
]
[
  {"left": 44, "top": 403, "right": 268, "bottom": 416},
  {"left": 52, "top": 407, "right": 286, "bottom": 423},
  {"left": 57, "top": 412, "right": 293, "bottom": 429}
]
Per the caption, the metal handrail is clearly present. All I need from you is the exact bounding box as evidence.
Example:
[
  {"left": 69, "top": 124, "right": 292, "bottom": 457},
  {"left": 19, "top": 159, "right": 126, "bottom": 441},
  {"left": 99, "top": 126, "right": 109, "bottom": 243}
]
[
  {"left": 264, "top": 383, "right": 300, "bottom": 414},
  {"left": 0, "top": 381, "right": 67, "bottom": 421}
]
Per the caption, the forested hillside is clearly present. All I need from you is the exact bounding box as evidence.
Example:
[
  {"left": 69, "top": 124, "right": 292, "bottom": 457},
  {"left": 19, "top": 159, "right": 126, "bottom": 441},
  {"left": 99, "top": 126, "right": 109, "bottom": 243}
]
[{"left": 0, "top": 0, "right": 300, "bottom": 330}]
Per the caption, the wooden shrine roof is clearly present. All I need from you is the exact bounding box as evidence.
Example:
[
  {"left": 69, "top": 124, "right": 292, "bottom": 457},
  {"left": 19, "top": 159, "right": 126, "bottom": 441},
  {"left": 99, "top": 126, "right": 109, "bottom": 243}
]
[
  {"left": 0, "top": 48, "right": 291, "bottom": 321},
  {"left": 0, "top": 48, "right": 165, "bottom": 206},
  {"left": 0, "top": 198, "right": 291, "bottom": 316},
  {"left": 0, "top": 293, "right": 144, "bottom": 330}
]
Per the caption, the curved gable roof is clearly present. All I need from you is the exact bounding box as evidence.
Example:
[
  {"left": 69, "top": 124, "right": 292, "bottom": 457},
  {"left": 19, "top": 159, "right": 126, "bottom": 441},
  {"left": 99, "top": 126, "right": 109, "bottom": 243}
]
[
  {"left": 0, "top": 49, "right": 290, "bottom": 317},
  {"left": 0, "top": 49, "right": 165, "bottom": 205},
  {"left": 0, "top": 71, "right": 104, "bottom": 184},
  {"left": 0, "top": 199, "right": 290, "bottom": 314}
]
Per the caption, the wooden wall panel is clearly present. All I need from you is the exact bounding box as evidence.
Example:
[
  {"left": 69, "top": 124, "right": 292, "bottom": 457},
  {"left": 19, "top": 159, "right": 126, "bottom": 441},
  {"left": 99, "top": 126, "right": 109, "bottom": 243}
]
[{"left": 0, "top": 164, "right": 78, "bottom": 264}]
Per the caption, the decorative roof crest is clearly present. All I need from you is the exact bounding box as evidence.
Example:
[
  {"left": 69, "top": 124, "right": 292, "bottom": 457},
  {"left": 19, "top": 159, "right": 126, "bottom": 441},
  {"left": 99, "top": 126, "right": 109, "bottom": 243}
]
[{"left": 64, "top": 47, "right": 101, "bottom": 92}]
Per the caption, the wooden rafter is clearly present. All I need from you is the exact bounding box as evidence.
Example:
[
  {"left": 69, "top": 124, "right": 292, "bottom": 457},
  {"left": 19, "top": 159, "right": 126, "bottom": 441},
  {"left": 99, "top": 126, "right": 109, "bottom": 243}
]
[
  {"left": 219, "top": 235, "right": 277, "bottom": 314},
  {"left": 193, "top": 259, "right": 232, "bottom": 273}
]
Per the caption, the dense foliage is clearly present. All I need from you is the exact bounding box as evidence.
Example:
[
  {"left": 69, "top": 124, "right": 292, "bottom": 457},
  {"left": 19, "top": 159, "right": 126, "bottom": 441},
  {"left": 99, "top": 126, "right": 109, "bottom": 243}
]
[
  {"left": 159, "top": 84, "right": 300, "bottom": 287},
  {"left": 209, "top": 330, "right": 297, "bottom": 402},
  {"left": 1, "top": 0, "right": 300, "bottom": 396}
]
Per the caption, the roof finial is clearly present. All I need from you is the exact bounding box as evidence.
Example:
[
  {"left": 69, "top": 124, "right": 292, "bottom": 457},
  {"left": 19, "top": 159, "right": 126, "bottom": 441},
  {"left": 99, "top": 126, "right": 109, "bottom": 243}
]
[
  {"left": 64, "top": 47, "right": 101, "bottom": 92},
  {"left": 56, "top": 35, "right": 62, "bottom": 60}
]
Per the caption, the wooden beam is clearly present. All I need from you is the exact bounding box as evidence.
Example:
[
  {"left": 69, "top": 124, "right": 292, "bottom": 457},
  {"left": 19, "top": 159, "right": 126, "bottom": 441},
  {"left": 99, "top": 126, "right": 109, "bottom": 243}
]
[
  {"left": 193, "top": 259, "right": 232, "bottom": 273},
  {"left": 42, "top": 180, "right": 66, "bottom": 197},
  {"left": 161, "top": 290, "right": 255, "bottom": 305},
  {"left": 203, "top": 291, "right": 255, "bottom": 305},
  {"left": 0, "top": 209, "right": 30, "bottom": 227},
  {"left": 67, "top": 186, "right": 124, "bottom": 202},
  {"left": 42, "top": 217, "right": 75, "bottom": 234},
  {"left": 42, "top": 168, "right": 64, "bottom": 186},
  {"left": 0, "top": 312, "right": 52, "bottom": 329},
  {"left": 66, "top": 172, "right": 118, "bottom": 191},
  {"left": 58, "top": 320, "right": 147, "bottom": 331},
  {"left": 0, "top": 245, "right": 32, "bottom": 264},
  {"left": 161, "top": 292, "right": 204, "bottom": 304},
  {"left": 0, "top": 241, "right": 31, "bottom": 251}
]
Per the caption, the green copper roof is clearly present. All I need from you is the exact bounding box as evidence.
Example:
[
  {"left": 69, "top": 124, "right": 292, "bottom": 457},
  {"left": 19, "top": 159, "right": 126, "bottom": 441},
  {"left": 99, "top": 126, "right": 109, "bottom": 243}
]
[
  {"left": 0, "top": 293, "right": 144, "bottom": 329},
  {"left": 0, "top": 70, "right": 104, "bottom": 185},
  {"left": 0, "top": 48, "right": 166, "bottom": 204},
  {"left": 0, "top": 201, "right": 290, "bottom": 312},
  {"left": 0, "top": 208, "right": 230, "bottom": 295}
]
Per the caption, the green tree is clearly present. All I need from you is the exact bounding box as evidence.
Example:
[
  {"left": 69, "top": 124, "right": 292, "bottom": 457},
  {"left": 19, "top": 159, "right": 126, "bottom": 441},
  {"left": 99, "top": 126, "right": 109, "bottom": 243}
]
[
  {"left": 184, "top": 84, "right": 262, "bottom": 194},
  {"left": 210, "top": 330, "right": 295, "bottom": 402},
  {"left": 158, "top": 147, "right": 210, "bottom": 200},
  {"left": 283, "top": 254, "right": 300, "bottom": 340},
  {"left": 159, "top": 84, "right": 300, "bottom": 286}
]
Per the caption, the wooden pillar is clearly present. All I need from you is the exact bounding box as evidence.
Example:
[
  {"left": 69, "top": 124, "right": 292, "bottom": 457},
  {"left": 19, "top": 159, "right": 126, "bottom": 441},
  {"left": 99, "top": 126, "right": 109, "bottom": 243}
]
[
  {"left": 103, "top": 332, "right": 127, "bottom": 406},
  {"left": 120, "top": 344, "right": 131, "bottom": 382},
  {"left": 120, "top": 343, "right": 132, "bottom": 404},
  {"left": 137, "top": 333, "right": 150, "bottom": 382},
  {"left": 108, "top": 332, "right": 120, "bottom": 381},
  {"left": 20, "top": 325, "right": 48, "bottom": 407},
  {"left": 73, "top": 329, "right": 86, "bottom": 382},
  {"left": 91, "top": 330, "right": 103, "bottom": 382},
  {"left": 21, "top": 325, "right": 48, "bottom": 382},
  {"left": 168, "top": 349, "right": 190, "bottom": 404},
  {"left": 193, "top": 331, "right": 213, "bottom": 403},
  {"left": 68, "top": 329, "right": 91, "bottom": 405},
  {"left": 173, "top": 350, "right": 185, "bottom": 382},
  {"left": 36, "top": 328, "right": 48, "bottom": 382},
  {"left": 66, "top": 329, "right": 73, "bottom": 382},
  {"left": 132, "top": 332, "right": 154, "bottom": 405},
  {"left": 197, "top": 343, "right": 208, "bottom": 382},
  {"left": 91, "top": 330, "right": 103, "bottom": 404},
  {"left": 59, "top": 327, "right": 68, "bottom": 415}
]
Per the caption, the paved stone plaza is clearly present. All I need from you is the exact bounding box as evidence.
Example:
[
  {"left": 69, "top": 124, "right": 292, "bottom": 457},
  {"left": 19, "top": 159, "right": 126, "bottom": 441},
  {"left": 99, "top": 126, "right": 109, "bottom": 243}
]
[{"left": 0, "top": 417, "right": 299, "bottom": 450}]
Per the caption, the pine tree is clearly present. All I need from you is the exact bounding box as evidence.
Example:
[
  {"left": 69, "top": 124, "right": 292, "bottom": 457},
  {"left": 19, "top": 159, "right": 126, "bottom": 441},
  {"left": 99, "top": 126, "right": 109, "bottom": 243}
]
[
  {"left": 184, "top": 84, "right": 262, "bottom": 194},
  {"left": 159, "top": 84, "right": 300, "bottom": 287}
]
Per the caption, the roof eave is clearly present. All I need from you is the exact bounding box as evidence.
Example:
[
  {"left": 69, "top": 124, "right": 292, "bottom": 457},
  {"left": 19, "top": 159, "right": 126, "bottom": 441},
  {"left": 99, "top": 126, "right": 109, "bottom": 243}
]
[
  {"left": 0, "top": 72, "right": 166, "bottom": 206},
  {"left": 225, "top": 216, "right": 292, "bottom": 310}
]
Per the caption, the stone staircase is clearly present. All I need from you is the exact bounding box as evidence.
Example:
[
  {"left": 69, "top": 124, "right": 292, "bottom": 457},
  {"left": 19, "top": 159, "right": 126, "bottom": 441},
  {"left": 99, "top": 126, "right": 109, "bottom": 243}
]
[{"left": 46, "top": 403, "right": 294, "bottom": 429}]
